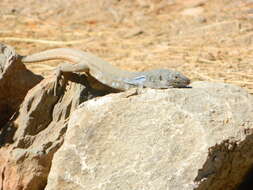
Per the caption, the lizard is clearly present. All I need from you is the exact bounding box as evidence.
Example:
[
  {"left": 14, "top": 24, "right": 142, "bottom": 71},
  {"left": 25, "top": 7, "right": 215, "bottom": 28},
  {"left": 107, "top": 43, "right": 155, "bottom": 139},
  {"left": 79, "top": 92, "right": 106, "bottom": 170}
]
[{"left": 21, "top": 48, "right": 190, "bottom": 92}]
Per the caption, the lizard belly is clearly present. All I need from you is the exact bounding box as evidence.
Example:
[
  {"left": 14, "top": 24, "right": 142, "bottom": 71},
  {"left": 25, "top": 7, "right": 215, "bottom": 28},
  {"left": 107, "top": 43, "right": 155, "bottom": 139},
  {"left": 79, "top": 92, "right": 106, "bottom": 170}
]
[{"left": 89, "top": 70, "right": 134, "bottom": 91}]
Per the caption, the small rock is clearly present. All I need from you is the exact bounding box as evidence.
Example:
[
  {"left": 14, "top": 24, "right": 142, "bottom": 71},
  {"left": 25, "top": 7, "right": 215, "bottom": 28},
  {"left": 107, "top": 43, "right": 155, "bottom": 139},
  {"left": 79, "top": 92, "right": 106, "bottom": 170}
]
[{"left": 0, "top": 43, "right": 42, "bottom": 127}]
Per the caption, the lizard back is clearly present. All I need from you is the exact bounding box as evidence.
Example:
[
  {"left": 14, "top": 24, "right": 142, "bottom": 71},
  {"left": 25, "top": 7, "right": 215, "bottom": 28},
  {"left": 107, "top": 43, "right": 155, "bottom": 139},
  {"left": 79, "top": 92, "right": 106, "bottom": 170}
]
[{"left": 22, "top": 48, "right": 135, "bottom": 78}]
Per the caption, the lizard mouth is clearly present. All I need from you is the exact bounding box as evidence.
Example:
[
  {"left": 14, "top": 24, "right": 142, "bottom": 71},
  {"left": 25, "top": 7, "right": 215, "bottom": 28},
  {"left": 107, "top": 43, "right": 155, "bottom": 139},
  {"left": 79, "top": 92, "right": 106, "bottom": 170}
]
[
  {"left": 183, "top": 78, "right": 191, "bottom": 86},
  {"left": 170, "top": 78, "right": 191, "bottom": 88}
]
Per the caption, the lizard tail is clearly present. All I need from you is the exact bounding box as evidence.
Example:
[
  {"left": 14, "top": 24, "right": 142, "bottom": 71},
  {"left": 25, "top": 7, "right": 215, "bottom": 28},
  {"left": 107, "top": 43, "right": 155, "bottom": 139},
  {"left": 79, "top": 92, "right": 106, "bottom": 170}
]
[{"left": 21, "top": 48, "right": 82, "bottom": 63}]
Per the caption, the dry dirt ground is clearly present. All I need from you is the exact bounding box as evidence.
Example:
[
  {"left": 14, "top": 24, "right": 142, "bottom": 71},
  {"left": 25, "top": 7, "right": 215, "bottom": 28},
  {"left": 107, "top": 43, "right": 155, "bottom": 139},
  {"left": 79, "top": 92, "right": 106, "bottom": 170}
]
[{"left": 1, "top": 0, "right": 253, "bottom": 93}]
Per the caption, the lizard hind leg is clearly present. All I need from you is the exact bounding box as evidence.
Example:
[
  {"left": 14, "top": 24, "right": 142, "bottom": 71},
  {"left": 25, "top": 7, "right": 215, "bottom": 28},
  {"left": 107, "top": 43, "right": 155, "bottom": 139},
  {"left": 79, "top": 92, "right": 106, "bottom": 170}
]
[
  {"left": 53, "top": 65, "right": 64, "bottom": 96},
  {"left": 53, "top": 62, "right": 89, "bottom": 96},
  {"left": 52, "top": 62, "right": 73, "bottom": 96}
]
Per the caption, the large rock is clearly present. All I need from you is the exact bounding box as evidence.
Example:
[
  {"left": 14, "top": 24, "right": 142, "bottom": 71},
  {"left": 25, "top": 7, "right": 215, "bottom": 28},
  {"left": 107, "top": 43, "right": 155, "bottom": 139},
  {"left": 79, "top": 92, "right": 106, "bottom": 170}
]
[
  {"left": 0, "top": 71, "right": 110, "bottom": 190},
  {"left": 45, "top": 82, "right": 253, "bottom": 190}
]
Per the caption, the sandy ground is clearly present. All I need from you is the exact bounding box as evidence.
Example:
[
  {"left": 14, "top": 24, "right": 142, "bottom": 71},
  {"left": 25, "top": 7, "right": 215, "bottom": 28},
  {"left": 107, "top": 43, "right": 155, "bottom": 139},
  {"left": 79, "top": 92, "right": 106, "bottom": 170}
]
[{"left": 1, "top": 0, "right": 253, "bottom": 93}]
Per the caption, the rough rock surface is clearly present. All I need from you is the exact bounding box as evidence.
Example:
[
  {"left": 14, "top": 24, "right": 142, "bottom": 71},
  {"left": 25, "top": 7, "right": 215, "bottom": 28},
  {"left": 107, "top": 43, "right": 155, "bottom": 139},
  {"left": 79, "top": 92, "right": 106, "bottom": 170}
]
[
  {"left": 45, "top": 82, "right": 253, "bottom": 190},
  {"left": 0, "top": 70, "right": 109, "bottom": 190},
  {"left": 0, "top": 44, "right": 43, "bottom": 127}
]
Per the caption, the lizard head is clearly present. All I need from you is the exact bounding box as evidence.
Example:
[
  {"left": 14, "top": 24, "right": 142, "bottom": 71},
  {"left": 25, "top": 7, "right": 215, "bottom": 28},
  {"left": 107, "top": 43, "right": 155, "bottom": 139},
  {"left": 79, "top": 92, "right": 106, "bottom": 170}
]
[
  {"left": 156, "top": 69, "right": 190, "bottom": 88},
  {"left": 124, "top": 69, "right": 190, "bottom": 89},
  {"left": 143, "top": 69, "right": 190, "bottom": 88}
]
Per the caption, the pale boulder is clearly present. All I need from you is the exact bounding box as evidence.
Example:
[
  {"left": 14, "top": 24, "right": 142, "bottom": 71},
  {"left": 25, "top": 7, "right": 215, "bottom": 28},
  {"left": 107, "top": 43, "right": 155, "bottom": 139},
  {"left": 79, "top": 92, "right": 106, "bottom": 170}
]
[{"left": 46, "top": 82, "right": 253, "bottom": 190}]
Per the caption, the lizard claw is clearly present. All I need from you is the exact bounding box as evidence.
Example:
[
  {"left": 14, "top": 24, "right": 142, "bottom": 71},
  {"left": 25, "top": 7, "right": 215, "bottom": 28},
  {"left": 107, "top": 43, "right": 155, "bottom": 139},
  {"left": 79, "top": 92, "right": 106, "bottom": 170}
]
[{"left": 53, "top": 68, "right": 62, "bottom": 96}]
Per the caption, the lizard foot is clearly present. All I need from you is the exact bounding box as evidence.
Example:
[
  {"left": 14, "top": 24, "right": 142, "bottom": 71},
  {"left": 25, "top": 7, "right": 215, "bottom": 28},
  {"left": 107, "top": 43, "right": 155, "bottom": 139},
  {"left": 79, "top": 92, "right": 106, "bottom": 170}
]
[{"left": 53, "top": 68, "right": 64, "bottom": 96}]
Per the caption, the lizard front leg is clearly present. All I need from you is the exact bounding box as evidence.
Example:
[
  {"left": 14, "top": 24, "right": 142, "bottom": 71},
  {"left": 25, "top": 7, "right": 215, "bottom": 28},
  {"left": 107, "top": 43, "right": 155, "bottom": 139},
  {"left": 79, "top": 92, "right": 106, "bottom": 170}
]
[{"left": 53, "top": 62, "right": 89, "bottom": 95}]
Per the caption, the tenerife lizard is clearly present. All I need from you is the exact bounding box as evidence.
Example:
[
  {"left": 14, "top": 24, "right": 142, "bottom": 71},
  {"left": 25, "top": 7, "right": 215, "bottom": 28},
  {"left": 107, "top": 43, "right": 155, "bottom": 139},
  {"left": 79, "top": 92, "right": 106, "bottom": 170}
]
[{"left": 21, "top": 48, "right": 190, "bottom": 92}]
